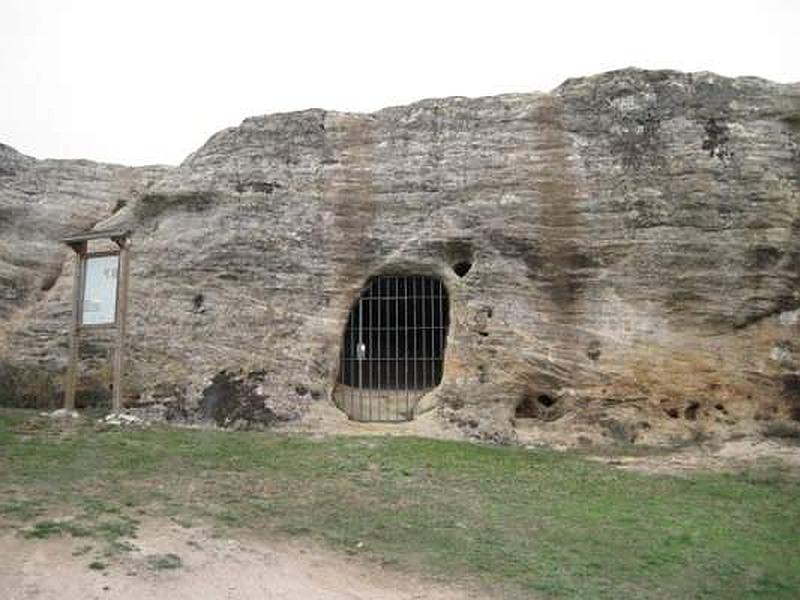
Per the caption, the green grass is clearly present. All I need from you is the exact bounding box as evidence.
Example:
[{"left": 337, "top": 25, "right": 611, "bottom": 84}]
[
  {"left": 146, "top": 552, "right": 182, "bottom": 571},
  {"left": 0, "top": 498, "right": 44, "bottom": 521},
  {"left": 23, "top": 519, "right": 93, "bottom": 539},
  {"left": 1, "top": 409, "right": 798, "bottom": 598}
]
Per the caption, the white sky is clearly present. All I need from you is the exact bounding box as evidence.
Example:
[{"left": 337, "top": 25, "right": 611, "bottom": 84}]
[{"left": 1, "top": 0, "right": 798, "bottom": 166}]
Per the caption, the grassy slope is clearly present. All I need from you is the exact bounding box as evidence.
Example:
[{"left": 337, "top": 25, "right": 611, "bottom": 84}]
[{"left": 0, "top": 409, "right": 798, "bottom": 598}]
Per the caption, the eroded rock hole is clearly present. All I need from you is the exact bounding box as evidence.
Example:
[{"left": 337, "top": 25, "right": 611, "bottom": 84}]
[
  {"left": 192, "top": 293, "right": 205, "bottom": 312},
  {"left": 335, "top": 274, "right": 450, "bottom": 422},
  {"left": 40, "top": 272, "right": 60, "bottom": 292},
  {"left": 515, "top": 393, "right": 558, "bottom": 419},
  {"left": 452, "top": 261, "right": 472, "bottom": 277},
  {"left": 537, "top": 394, "right": 556, "bottom": 407},
  {"left": 515, "top": 396, "right": 538, "bottom": 418},
  {"left": 444, "top": 240, "right": 474, "bottom": 279},
  {"left": 684, "top": 401, "right": 700, "bottom": 421}
]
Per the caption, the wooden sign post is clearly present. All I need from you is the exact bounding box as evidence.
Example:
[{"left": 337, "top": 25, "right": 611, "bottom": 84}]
[{"left": 62, "top": 229, "right": 131, "bottom": 413}]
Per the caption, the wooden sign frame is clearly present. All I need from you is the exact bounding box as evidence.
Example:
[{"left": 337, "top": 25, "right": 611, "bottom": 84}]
[{"left": 61, "top": 229, "right": 131, "bottom": 413}]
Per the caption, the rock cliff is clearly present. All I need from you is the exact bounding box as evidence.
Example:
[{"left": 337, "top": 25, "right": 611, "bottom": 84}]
[{"left": 1, "top": 68, "right": 799, "bottom": 445}]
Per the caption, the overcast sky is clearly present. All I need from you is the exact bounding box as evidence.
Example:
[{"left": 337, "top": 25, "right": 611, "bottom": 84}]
[{"left": 1, "top": 0, "right": 798, "bottom": 166}]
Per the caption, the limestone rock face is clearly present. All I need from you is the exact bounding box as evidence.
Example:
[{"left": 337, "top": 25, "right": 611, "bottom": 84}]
[
  {"left": 1, "top": 68, "right": 799, "bottom": 445},
  {"left": 0, "top": 143, "right": 168, "bottom": 402}
]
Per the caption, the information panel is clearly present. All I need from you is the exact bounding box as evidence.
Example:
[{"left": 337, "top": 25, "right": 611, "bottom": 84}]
[{"left": 81, "top": 254, "right": 119, "bottom": 325}]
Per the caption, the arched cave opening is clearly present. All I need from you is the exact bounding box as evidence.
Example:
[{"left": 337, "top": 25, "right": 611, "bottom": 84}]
[{"left": 336, "top": 274, "right": 450, "bottom": 422}]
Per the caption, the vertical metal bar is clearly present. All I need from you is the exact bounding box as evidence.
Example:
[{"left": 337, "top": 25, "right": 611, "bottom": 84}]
[
  {"left": 366, "top": 286, "right": 372, "bottom": 422},
  {"left": 350, "top": 297, "right": 355, "bottom": 418},
  {"left": 370, "top": 284, "right": 374, "bottom": 422},
  {"left": 378, "top": 277, "right": 383, "bottom": 422},
  {"left": 394, "top": 276, "right": 399, "bottom": 420},
  {"left": 412, "top": 276, "right": 417, "bottom": 391},
  {"left": 112, "top": 241, "right": 130, "bottom": 413},
  {"left": 383, "top": 278, "right": 387, "bottom": 420},
  {"left": 372, "top": 275, "right": 385, "bottom": 422},
  {"left": 438, "top": 278, "right": 444, "bottom": 384},
  {"left": 376, "top": 278, "right": 381, "bottom": 420},
  {"left": 386, "top": 277, "right": 391, "bottom": 421},
  {"left": 374, "top": 281, "right": 378, "bottom": 422},
  {"left": 380, "top": 277, "right": 383, "bottom": 422},
  {"left": 377, "top": 277, "right": 382, "bottom": 420},
  {"left": 420, "top": 276, "right": 428, "bottom": 389},
  {"left": 339, "top": 307, "right": 344, "bottom": 411},
  {"left": 65, "top": 244, "right": 85, "bottom": 411},
  {"left": 358, "top": 293, "right": 364, "bottom": 421},
  {"left": 424, "top": 277, "right": 429, "bottom": 391},
  {"left": 376, "top": 278, "right": 381, "bottom": 421},
  {"left": 428, "top": 278, "right": 436, "bottom": 387},
  {"left": 366, "top": 297, "right": 371, "bottom": 394},
  {"left": 429, "top": 277, "right": 434, "bottom": 387},
  {"left": 339, "top": 295, "right": 346, "bottom": 393},
  {"left": 404, "top": 275, "right": 409, "bottom": 415},
  {"left": 348, "top": 295, "right": 354, "bottom": 418},
  {"left": 371, "top": 280, "right": 376, "bottom": 421}
]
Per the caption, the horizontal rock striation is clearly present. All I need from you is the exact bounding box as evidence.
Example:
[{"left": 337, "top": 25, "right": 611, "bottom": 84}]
[{"left": 1, "top": 68, "right": 798, "bottom": 444}]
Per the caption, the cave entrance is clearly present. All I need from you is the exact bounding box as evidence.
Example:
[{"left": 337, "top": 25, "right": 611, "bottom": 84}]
[{"left": 335, "top": 275, "right": 449, "bottom": 422}]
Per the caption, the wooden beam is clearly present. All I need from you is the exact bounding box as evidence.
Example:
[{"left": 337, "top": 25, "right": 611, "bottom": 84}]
[
  {"left": 61, "top": 229, "right": 130, "bottom": 246},
  {"left": 111, "top": 240, "right": 130, "bottom": 413},
  {"left": 64, "top": 241, "right": 86, "bottom": 411}
]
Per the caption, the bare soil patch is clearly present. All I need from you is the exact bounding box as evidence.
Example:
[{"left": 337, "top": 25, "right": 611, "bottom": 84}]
[{"left": 0, "top": 518, "right": 482, "bottom": 600}]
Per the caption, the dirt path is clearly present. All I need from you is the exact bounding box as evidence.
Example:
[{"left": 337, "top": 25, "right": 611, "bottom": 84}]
[
  {"left": 0, "top": 519, "right": 483, "bottom": 600},
  {"left": 586, "top": 438, "right": 800, "bottom": 475}
]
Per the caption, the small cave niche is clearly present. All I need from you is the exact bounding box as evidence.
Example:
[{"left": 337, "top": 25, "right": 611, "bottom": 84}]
[
  {"left": 515, "top": 395, "right": 538, "bottom": 419},
  {"left": 537, "top": 394, "right": 556, "bottom": 407},
  {"left": 515, "top": 393, "right": 558, "bottom": 419},
  {"left": 586, "top": 340, "right": 602, "bottom": 362},
  {"left": 444, "top": 240, "right": 474, "bottom": 279},
  {"left": 684, "top": 401, "right": 700, "bottom": 421},
  {"left": 192, "top": 293, "right": 205, "bottom": 313},
  {"left": 452, "top": 261, "right": 472, "bottom": 278}
]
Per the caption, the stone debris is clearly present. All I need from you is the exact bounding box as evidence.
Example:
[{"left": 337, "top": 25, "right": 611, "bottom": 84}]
[
  {"left": 102, "top": 412, "right": 144, "bottom": 427},
  {"left": 48, "top": 409, "right": 80, "bottom": 419}
]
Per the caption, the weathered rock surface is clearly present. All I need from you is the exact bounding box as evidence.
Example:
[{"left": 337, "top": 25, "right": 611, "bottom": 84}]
[{"left": 1, "top": 68, "right": 799, "bottom": 445}]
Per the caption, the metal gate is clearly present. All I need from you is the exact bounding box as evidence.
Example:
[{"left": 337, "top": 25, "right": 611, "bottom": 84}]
[{"left": 335, "top": 275, "right": 449, "bottom": 422}]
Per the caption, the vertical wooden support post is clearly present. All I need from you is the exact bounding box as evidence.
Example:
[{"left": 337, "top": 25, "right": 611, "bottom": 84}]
[
  {"left": 112, "top": 239, "right": 130, "bottom": 413},
  {"left": 65, "top": 242, "right": 86, "bottom": 411}
]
